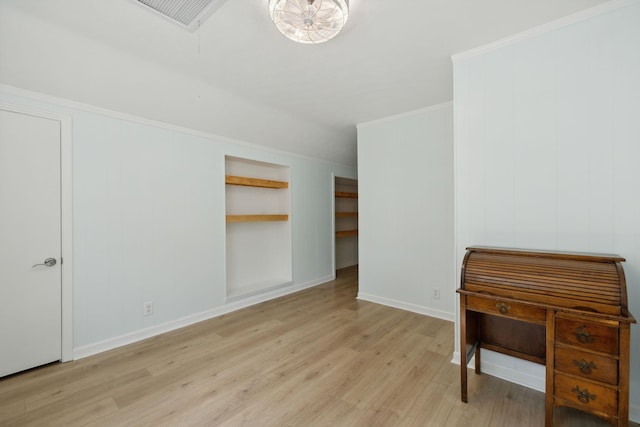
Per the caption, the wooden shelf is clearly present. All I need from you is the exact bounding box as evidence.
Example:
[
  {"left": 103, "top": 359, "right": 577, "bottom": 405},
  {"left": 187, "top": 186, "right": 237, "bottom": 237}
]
[
  {"left": 336, "top": 229, "right": 358, "bottom": 238},
  {"left": 336, "top": 211, "right": 358, "bottom": 218},
  {"left": 226, "top": 214, "right": 289, "bottom": 223},
  {"left": 226, "top": 175, "right": 288, "bottom": 189},
  {"left": 335, "top": 191, "right": 358, "bottom": 198}
]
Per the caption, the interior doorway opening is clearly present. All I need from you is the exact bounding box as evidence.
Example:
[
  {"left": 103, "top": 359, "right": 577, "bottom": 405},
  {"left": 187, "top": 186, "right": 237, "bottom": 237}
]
[{"left": 334, "top": 176, "right": 358, "bottom": 275}]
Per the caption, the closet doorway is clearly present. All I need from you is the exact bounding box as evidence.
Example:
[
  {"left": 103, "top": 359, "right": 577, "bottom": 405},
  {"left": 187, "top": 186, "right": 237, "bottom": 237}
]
[{"left": 334, "top": 176, "right": 358, "bottom": 273}]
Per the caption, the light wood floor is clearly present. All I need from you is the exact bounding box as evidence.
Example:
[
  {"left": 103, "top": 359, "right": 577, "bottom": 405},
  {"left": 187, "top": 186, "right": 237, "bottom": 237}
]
[{"left": 1, "top": 266, "right": 636, "bottom": 427}]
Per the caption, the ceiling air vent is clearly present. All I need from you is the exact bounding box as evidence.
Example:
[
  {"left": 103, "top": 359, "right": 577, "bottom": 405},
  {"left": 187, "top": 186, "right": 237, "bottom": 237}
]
[{"left": 134, "top": 0, "right": 225, "bottom": 31}]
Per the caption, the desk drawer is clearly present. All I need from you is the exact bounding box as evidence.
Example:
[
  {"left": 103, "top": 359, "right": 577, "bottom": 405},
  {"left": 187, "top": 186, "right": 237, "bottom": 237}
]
[
  {"left": 554, "top": 373, "right": 617, "bottom": 415},
  {"left": 466, "top": 295, "right": 546, "bottom": 323},
  {"left": 555, "top": 346, "right": 618, "bottom": 385},
  {"left": 555, "top": 317, "right": 618, "bottom": 355}
]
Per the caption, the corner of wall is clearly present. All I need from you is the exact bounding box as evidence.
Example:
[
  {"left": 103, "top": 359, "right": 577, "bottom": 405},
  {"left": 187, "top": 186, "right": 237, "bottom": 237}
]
[{"left": 357, "top": 292, "right": 454, "bottom": 323}]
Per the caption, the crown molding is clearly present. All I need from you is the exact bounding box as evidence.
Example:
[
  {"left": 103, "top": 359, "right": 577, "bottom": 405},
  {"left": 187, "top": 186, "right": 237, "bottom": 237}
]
[
  {"left": 452, "top": 0, "right": 640, "bottom": 62},
  {"left": 356, "top": 101, "right": 453, "bottom": 129},
  {"left": 0, "top": 83, "right": 355, "bottom": 169}
]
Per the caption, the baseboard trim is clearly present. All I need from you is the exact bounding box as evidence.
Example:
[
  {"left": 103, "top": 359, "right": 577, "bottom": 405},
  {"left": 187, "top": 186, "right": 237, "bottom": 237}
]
[
  {"left": 450, "top": 351, "right": 545, "bottom": 392},
  {"left": 335, "top": 260, "right": 358, "bottom": 270},
  {"left": 73, "top": 275, "right": 334, "bottom": 360},
  {"left": 357, "top": 292, "right": 455, "bottom": 322},
  {"left": 630, "top": 403, "right": 640, "bottom": 423}
]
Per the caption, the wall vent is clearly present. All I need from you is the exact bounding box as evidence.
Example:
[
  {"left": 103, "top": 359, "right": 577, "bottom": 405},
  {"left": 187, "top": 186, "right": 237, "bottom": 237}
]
[{"left": 134, "top": 0, "right": 225, "bottom": 31}]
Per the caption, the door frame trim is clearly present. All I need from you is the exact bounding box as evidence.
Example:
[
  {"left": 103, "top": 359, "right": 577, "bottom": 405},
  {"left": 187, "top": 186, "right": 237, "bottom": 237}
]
[{"left": 1, "top": 103, "right": 73, "bottom": 363}]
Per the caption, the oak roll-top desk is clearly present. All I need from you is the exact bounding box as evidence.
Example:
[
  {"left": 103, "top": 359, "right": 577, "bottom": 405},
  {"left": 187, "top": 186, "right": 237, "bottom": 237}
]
[{"left": 457, "top": 246, "right": 636, "bottom": 427}]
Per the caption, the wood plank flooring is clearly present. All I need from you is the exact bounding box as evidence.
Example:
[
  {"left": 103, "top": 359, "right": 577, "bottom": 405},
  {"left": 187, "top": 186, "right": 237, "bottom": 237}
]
[{"left": 1, "top": 266, "right": 637, "bottom": 426}]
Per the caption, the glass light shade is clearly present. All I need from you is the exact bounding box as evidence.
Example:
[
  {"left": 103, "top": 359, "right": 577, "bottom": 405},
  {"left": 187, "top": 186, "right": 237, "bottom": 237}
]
[{"left": 268, "top": 0, "right": 349, "bottom": 44}]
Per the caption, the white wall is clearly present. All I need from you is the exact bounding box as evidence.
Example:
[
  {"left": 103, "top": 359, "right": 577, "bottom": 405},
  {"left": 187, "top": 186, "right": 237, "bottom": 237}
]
[
  {"left": 0, "top": 86, "right": 356, "bottom": 357},
  {"left": 453, "top": 1, "right": 640, "bottom": 420},
  {"left": 357, "top": 103, "right": 454, "bottom": 321}
]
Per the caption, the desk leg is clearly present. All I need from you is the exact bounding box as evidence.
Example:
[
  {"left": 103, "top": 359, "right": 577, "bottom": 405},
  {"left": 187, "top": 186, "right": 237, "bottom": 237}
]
[
  {"left": 460, "top": 294, "right": 468, "bottom": 403},
  {"left": 460, "top": 353, "right": 468, "bottom": 402},
  {"left": 545, "top": 310, "right": 554, "bottom": 427},
  {"left": 460, "top": 294, "right": 481, "bottom": 403},
  {"left": 618, "top": 322, "right": 631, "bottom": 427}
]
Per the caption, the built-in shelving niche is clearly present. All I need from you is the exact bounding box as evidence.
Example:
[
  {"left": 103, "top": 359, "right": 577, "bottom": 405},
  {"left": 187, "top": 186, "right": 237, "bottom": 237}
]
[
  {"left": 335, "top": 177, "right": 358, "bottom": 269},
  {"left": 225, "top": 156, "right": 292, "bottom": 302}
]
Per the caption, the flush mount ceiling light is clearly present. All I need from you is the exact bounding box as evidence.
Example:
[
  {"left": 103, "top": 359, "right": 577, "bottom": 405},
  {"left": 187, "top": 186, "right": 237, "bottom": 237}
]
[{"left": 268, "top": 0, "right": 349, "bottom": 44}]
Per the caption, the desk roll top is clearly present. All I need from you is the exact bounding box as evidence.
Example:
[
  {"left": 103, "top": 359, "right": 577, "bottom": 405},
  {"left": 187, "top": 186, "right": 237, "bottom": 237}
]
[{"left": 461, "top": 246, "right": 629, "bottom": 317}]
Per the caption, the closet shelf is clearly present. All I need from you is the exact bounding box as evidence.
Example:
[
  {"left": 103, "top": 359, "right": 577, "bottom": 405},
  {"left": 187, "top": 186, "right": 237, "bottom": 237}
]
[
  {"left": 226, "top": 175, "right": 288, "bottom": 189},
  {"left": 226, "top": 214, "right": 289, "bottom": 223},
  {"left": 335, "top": 211, "right": 358, "bottom": 218},
  {"left": 335, "top": 191, "right": 358, "bottom": 198},
  {"left": 336, "top": 229, "right": 358, "bottom": 238}
]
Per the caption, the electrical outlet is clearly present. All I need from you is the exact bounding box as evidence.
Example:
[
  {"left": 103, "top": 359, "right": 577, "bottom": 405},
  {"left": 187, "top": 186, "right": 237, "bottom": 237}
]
[
  {"left": 143, "top": 301, "right": 153, "bottom": 316},
  {"left": 432, "top": 288, "right": 440, "bottom": 300}
]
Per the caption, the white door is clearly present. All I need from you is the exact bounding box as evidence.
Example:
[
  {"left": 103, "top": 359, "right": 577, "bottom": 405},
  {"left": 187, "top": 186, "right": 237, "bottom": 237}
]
[{"left": 0, "top": 108, "right": 62, "bottom": 377}]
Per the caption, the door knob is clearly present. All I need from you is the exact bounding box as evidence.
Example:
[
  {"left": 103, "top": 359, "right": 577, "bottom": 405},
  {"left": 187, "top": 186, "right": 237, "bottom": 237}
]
[{"left": 32, "top": 258, "right": 57, "bottom": 268}]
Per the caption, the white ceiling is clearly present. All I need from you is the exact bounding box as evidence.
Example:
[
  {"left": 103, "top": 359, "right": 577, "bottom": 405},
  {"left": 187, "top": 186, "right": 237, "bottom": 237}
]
[{"left": 0, "top": 0, "right": 611, "bottom": 165}]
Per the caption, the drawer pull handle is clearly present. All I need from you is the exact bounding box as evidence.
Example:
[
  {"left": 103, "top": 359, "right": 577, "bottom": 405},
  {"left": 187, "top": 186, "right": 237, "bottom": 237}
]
[
  {"left": 575, "top": 326, "right": 596, "bottom": 344},
  {"left": 572, "top": 386, "right": 596, "bottom": 404},
  {"left": 496, "top": 303, "right": 511, "bottom": 315},
  {"left": 572, "top": 359, "right": 596, "bottom": 375}
]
